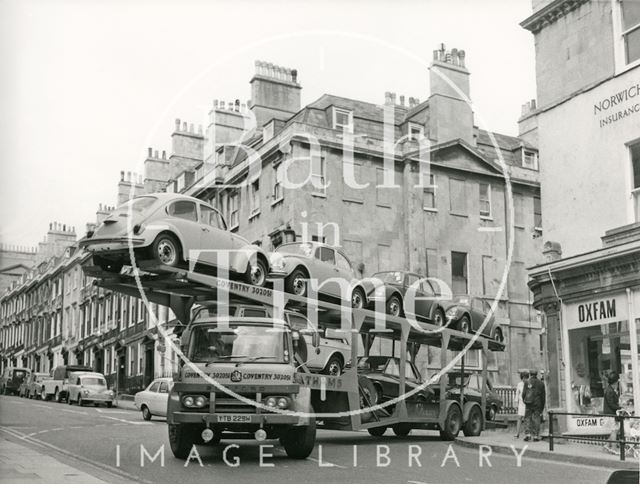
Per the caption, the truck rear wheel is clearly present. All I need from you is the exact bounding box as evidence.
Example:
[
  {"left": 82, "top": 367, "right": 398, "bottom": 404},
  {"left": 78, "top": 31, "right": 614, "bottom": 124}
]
[
  {"left": 281, "top": 417, "right": 316, "bottom": 459},
  {"left": 463, "top": 405, "right": 483, "bottom": 437},
  {"left": 169, "top": 424, "right": 201, "bottom": 460},
  {"left": 439, "top": 404, "right": 462, "bottom": 441},
  {"left": 392, "top": 424, "right": 412, "bottom": 437}
]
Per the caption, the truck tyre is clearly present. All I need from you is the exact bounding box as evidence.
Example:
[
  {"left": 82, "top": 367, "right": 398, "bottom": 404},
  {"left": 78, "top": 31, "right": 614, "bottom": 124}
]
[
  {"left": 282, "top": 417, "right": 316, "bottom": 459},
  {"left": 392, "top": 424, "right": 412, "bottom": 437},
  {"left": 463, "top": 405, "right": 483, "bottom": 437},
  {"left": 169, "top": 424, "right": 201, "bottom": 460},
  {"left": 367, "top": 426, "right": 387, "bottom": 437},
  {"left": 439, "top": 404, "right": 462, "bottom": 441}
]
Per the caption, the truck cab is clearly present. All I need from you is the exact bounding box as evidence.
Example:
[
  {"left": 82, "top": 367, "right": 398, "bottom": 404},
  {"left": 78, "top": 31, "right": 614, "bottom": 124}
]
[{"left": 167, "top": 314, "right": 316, "bottom": 460}]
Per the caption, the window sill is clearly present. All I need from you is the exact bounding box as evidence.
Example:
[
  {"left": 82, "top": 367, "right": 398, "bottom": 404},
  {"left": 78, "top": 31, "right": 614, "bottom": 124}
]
[
  {"left": 343, "top": 197, "right": 364, "bottom": 204},
  {"left": 229, "top": 224, "right": 239, "bottom": 232},
  {"left": 423, "top": 207, "right": 438, "bottom": 213},
  {"left": 377, "top": 203, "right": 392, "bottom": 208},
  {"left": 312, "top": 192, "right": 327, "bottom": 198},
  {"left": 480, "top": 216, "right": 493, "bottom": 221},
  {"left": 249, "top": 210, "right": 261, "bottom": 221},
  {"left": 450, "top": 212, "right": 468, "bottom": 218},
  {"left": 615, "top": 57, "right": 640, "bottom": 76},
  {"left": 271, "top": 198, "right": 284, "bottom": 207}
]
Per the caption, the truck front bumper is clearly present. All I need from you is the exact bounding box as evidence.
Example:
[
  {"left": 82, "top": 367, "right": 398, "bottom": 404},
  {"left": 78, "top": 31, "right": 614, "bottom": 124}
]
[{"left": 172, "top": 412, "right": 306, "bottom": 426}]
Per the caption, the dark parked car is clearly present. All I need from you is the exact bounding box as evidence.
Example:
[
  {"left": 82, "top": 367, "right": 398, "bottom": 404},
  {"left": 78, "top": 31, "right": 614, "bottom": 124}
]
[
  {"left": 443, "top": 295, "right": 505, "bottom": 343},
  {"left": 357, "top": 356, "right": 433, "bottom": 404},
  {"left": 429, "top": 372, "right": 503, "bottom": 421},
  {"left": 1, "top": 367, "right": 30, "bottom": 396},
  {"left": 361, "top": 271, "right": 448, "bottom": 325}
]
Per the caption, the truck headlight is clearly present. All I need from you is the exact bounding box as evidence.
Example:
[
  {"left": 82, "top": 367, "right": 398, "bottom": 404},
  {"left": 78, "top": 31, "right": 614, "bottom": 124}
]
[
  {"left": 182, "top": 394, "right": 208, "bottom": 408},
  {"left": 276, "top": 397, "right": 289, "bottom": 409},
  {"left": 265, "top": 396, "right": 277, "bottom": 407},
  {"left": 194, "top": 396, "right": 206, "bottom": 408},
  {"left": 183, "top": 396, "right": 194, "bottom": 407}
]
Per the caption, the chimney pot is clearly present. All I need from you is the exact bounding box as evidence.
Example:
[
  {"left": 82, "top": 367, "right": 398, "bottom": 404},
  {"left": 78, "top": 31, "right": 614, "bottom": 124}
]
[
  {"left": 458, "top": 50, "right": 466, "bottom": 67},
  {"left": 120, "top": 170, "right": 124, "bottom": 181},
  {"left": 214, "top": 99, "right": 219, "bottom": 108},
  {"left": 189, "top": 123, "right": 194, "bottom": 132},
  {"left": 175, "top": 118, "right": 181, "bottom": 131},
  {"left": 148, "top": 147, "right": 152, "bottom": 157},
  {"left": 399, "top": 95, "right": 405, "bottom": 106},
  {"left": 162, "top": 150, "right": 166, "bottom": 159},
  {"left": 127, "top": 171, "right": 131, "bottom": 182},
  {"left": 542, "top": 241, "right": 563, "bottom": 262},
  {"left": 154, "top": 150, "right": 159, "bottom": 158},
  {"left": 182, "top": 122, "right": 187, "bottom": 131},
  {"left": 292, "top": 69, "right": 298, "bottom": 83}
]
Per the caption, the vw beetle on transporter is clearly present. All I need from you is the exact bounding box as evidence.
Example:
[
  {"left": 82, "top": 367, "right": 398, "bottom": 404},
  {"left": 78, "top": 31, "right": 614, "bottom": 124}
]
[{"left": 79, "top": 193, "right": 272, "bottom": 287}]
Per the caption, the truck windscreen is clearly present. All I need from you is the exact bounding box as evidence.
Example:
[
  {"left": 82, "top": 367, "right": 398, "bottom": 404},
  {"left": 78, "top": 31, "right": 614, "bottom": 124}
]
[{"left": 188, "top": 324, "right": 288, "bottom": 364}]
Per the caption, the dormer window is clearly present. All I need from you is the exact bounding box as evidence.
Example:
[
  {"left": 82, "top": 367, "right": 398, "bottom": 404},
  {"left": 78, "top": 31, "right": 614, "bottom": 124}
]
[
  {"left": 333, "top": 108, "right": 353, "bottom": 132},
  {"left": 522, "top": 149, "right": 539, "bottom": 170},
  {"left": 408, "top": 122, "right": 424, "bottom": 141}
]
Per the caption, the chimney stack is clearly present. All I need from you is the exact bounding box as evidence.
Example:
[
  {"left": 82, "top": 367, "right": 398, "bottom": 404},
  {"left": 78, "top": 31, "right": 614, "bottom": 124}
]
[{"left": 250, "top": 60, "right": 302, "bottom": 128}]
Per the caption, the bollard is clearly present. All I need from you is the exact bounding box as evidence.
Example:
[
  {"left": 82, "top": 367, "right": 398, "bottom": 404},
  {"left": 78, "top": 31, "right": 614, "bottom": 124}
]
[{"left": 618, "top": 415, "right": 625, "bottom": 461}]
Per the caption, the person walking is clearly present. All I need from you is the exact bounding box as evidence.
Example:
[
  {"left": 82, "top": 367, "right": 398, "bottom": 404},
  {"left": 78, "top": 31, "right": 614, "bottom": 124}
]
[
  {"left": 522, "top": 369, "right": 545, "bottom": 442},
  {"left": 514, "top": 370, "right": 529, "bottom": 438}
]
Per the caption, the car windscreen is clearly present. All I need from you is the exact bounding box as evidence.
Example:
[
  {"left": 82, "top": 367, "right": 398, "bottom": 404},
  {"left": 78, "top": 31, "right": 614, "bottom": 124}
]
[
  {"left": 116, "top": 196, "right": 157, "bottom": 214},
  {"left": 12, "top": 370, "right": 26, "bottom": 379},
  {"left": 373, "top": 272, "right": 404, "bottom": 284},
  {"left": 275, "top": 243, "right": 313, "bottom": 257},
  {"left": 82, "top": 377, "right": 106, "bottom": 386},
  {"left": 357, "top": 357, "right": 388, "bottom": 372},
  {"left": 188, "top": 324, "right": 288, "bottom": 364}
]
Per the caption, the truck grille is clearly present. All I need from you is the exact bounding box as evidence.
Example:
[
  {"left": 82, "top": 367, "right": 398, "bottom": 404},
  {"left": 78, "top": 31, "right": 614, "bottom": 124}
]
[{"left": 214, "top": 393, "right": 258, "bottom": 414}]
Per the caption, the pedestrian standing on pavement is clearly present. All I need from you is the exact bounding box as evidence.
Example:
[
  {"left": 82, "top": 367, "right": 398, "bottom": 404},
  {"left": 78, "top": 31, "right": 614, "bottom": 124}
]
[
  {"left": 514, "top": 370, "right": 529, "bottom": 438},
  {"left": 603, "top": 371, "right": 621, "bottom": 454},
  {"left": 522, "top": 369, "right": 545, "bottom": 442}
]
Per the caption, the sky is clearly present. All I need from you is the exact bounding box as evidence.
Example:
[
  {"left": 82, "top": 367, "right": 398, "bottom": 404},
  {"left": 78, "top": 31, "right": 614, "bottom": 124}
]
[{"left": 0, "top": 0, "right": 537, "bottom": 248}]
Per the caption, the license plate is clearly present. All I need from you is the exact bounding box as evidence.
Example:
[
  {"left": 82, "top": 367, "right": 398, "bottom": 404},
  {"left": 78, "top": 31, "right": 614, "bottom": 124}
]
[{"left": 216, "top": 415, "right": 252, "bottom": 423}]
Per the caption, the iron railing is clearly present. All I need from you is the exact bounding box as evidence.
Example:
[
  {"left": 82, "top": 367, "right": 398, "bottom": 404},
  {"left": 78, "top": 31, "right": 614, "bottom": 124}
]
[{"left": 548, "top": 411, "right": 640, "bottom": 462}]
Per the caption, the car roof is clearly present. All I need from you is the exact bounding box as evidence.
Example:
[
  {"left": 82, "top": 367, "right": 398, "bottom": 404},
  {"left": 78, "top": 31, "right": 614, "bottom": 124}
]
[{"left": 277, "top": 242, "right": 351, "bottom": 259}]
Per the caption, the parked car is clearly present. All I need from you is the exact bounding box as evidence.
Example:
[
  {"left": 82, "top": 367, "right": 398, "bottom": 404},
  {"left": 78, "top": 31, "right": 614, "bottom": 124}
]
[
  {"left": 357, "top": 356, "right": 433, "bottom": 404},
  {"left": 43, "top": 365, "right": 93, "bottom": 402},
  {"left": 361, "top": 271, "right": 448, "bottom": 325},
  {"left": 79, "top": 193, "right": 272, "bottom": 287},
  {"left": 443, "top": 295, "right": 505, "bottom": 343},
  {"left": 428, "top": 372, "right": 503, "bottom": 421},
  {"left": 191, "top": 303, "right": 348, "bottom": 375},
  {"left": 67, "top": 371, "right": 115, "bottom": 407},
  {"left": 19, "top": 372, "right": 50, "bottom": 399},
  {"left": 269, "top": 242, "right": 366, "bottom": 307},
  {"left": 134, "top": 377, "right": 173, "bottom": 420},
  {"left": 1, "top": 367, "right": 30, "bottom": 396}
]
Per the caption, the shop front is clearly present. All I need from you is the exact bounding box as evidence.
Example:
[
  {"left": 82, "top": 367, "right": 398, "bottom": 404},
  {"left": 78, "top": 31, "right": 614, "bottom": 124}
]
[{"left": 529, "top": 226, "right": 640, "bottom": 438}]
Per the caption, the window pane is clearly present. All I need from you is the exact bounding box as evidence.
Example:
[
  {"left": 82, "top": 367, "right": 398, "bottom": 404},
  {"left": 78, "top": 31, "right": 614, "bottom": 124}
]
[
  {"left": 449, "top": 178, "right": 466, "bottom": 214},
  {"left": 479, "top": 183, "right": 491, "bottom": 217},
  {"left": 632, "top": 142, "right": 640, "bottom": 189},
  {"left": 622, "top": 0, "right": 640, "bottom": 30},
  {"left": 168, "top": 201, "right": 197, "bottom": 221},
  {"left": 534, "top": 196, "right": 542, "bottom": 228},
  {"left": 625, "top": 26, "right": 640, "bottom": 64},
  {"left": 320, "top": 247, "right": 335, "bottom": 264}
]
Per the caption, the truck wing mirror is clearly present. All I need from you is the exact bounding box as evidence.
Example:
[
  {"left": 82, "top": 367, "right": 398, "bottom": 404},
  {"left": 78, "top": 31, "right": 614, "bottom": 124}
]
[{"left": 180, "top": 328, "right": 191, "bottom": 351}]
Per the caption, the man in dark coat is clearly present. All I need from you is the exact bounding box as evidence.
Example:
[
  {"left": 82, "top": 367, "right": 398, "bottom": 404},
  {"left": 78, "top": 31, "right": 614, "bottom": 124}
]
[
  {"left": 522, "top": 369, "right": 545, "bottom": 441},
  {"left": 603, "top": 372, "right": 620, "bottom": 415}
]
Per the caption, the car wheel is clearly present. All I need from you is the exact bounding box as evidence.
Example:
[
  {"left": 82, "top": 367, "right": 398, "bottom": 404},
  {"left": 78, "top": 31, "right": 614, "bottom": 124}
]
[
  {"left": 459, "top": 315, "right": 471, "bottom": 333},
  {"left": 78, "top": 396, "right": 83, "bottom": 406},
  {"left": 463, "top": 405, "right": 483, "bottom": 436},
  {"left": 392, "top": 424, "right": 412, "bottom": 437},
  {"left": 54, "top": 389, "right": 61, "bottom": 403},
  {"left": 433, "top": 308, "right": 446, "bottom": 327},
  {"left": 487, "top": 405, "right": 497, "bottom": 421},
  {"left": 285, "top": 269, "right": 308, "bottom": 297},
  {"left": 244, "top": 257, "right": 268, "bottom": 287},
  {"left": 367, "top": 426, "right": 387, "bottom": 437},
  {"left": 351, "top": 287, "right": 366, "bottom": 309},
  {"left": 142, "top": 405, "right": 152, "bottom": 421},
  {"left": 386, "top": 295, "right": 403, "bottom": 317},
  {"left": 439, "top": 404, "right": 462, "bottom": 441},
  {"left": 152, "top": 233, "right": 181, "bottom": 267},
  {"left": 322, "top": 355, "right": 343, "bottom": 376},
  {"left": 68, "top": 395, "right": 73, "bottom": 405},
  {"left": 493, "top": 327, "right": 504, "bottom": 343}
]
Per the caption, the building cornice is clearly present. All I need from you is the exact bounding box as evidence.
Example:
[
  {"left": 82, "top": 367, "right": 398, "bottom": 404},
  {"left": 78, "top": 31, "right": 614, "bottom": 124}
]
[{"left": 520, "top": 0, "right": 590, "bottom": 33}]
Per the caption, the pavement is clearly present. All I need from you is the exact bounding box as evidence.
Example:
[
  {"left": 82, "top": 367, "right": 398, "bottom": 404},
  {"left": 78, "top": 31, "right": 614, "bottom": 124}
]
[
  {"left": 456, "top": 427, "right": 640, "bottom": 470},
  {"left": 0, "top": 395, "right": 627, "bottom": 483}
]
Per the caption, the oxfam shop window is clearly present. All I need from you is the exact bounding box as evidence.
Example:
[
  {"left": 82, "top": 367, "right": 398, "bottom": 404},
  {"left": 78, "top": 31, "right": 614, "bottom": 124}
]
[{"left": 564, "top": 294, "right": 640, "bottom": 425}]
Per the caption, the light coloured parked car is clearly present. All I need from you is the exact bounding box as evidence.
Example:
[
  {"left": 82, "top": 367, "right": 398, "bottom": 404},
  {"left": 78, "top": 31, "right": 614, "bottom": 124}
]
[
  {"left": 79, "top": 193, "right": 272, "bottom": 286},
  {"left": 192, "top": 303, "right": 350, "bottom": 375},
  {"left": 134, "top": 377, "right": 173, "bottom": 420},
  {"left": 67, "top": 372, "right": 115, "bottom": 407},
  {"left": 20, "top": 372, "right": 50, "bottom": 399},
  {"left": 269, "top": 242, "right": 366, "bottom": 307}
]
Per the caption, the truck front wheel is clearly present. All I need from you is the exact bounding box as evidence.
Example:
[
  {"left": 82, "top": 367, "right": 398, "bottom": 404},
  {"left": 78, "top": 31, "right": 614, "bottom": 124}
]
[
  {"left": 168, "top": 424, "right": 201, "bottom": 459},
  {"left": 281, "top": 419, "right": 316, "bottom": 459}
]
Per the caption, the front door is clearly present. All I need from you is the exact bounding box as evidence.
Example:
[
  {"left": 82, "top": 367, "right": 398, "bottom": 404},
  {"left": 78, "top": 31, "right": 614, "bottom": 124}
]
[{"left": 144, "top": 345, "right": 154, "bottom": 387}]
